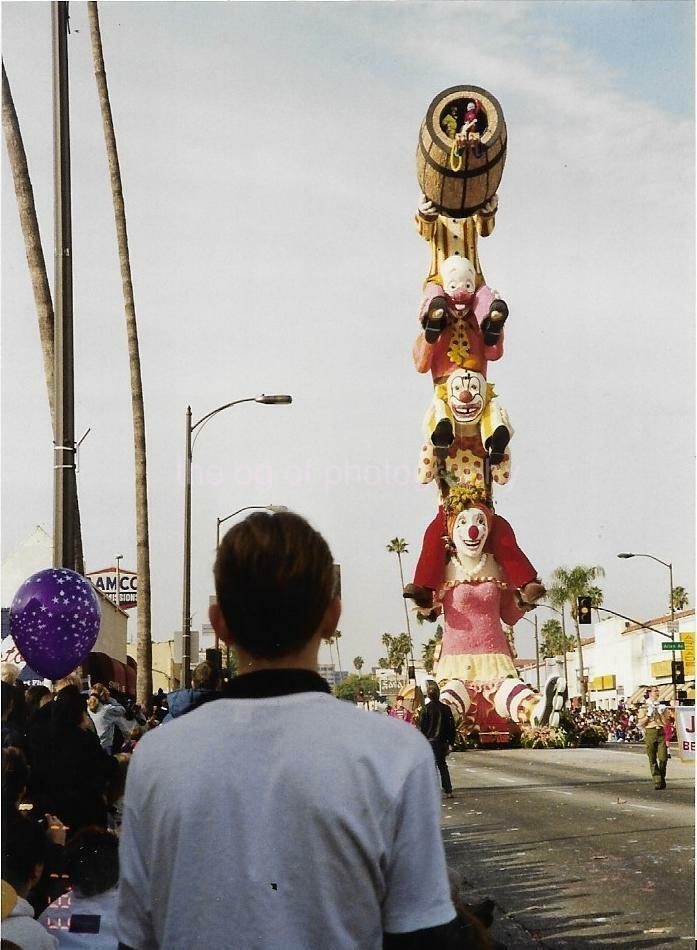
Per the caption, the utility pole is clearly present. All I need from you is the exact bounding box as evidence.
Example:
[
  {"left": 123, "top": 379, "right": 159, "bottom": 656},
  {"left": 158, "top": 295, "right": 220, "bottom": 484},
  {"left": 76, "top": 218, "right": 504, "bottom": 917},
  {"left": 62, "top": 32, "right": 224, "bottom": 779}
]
[{"left": 52, "top": 1, "right": 76, "bottom": 569}]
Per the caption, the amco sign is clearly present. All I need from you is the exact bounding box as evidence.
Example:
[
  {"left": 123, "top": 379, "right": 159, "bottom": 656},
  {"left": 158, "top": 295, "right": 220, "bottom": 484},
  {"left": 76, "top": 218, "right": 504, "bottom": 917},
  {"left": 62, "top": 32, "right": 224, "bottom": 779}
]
[{"left": 87, "top": 566, "right": 137, "bottom": 610}]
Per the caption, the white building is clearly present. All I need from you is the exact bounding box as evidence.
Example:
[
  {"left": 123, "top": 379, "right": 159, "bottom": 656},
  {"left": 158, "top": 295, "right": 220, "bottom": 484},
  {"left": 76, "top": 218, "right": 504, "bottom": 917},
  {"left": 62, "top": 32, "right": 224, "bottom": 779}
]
[{"left": 517, "top": 609, "right": 695, "bottom": 708}]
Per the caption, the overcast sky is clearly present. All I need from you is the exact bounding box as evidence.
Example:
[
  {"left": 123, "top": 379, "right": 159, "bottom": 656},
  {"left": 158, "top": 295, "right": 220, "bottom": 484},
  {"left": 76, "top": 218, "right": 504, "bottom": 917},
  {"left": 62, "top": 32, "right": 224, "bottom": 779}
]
[{"left": 2, "top": 0, "right": 694, "bottom": 668}]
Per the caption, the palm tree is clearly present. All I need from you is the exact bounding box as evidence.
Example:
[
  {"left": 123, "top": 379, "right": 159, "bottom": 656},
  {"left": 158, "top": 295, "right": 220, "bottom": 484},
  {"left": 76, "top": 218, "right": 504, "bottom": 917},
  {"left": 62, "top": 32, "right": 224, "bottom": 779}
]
[
  {"left": 2, "top": 62, "right": 85, "bottom": 574},
  {"left": 539, "top": 618, "right": 574, "bottom": 658},
  {"left": 88, "top": 3, "right": 152, "bottom": 710},
  {"left": 587, "top": 585, "right": 604, "bottom": 620},
  {"left": 353, "top": 656, "right": 364, "bottom": 673},
  {"left": 672, "top": 586, "right": 689, "bottom": 612},
  {"left": 386, "top": 538, "right": 416, "bottom": 678},
  {"left": 381, "top": 632, "right": 411, "bottom": 677},
  {"left": 548, "top": 565, "right": 605, "bottom": 707},
  {"left": 421, "top": 625, "right": 443, "bottom": 674},
  {"left": 333, "top": 629, "right": 343, "bottom": 673}
]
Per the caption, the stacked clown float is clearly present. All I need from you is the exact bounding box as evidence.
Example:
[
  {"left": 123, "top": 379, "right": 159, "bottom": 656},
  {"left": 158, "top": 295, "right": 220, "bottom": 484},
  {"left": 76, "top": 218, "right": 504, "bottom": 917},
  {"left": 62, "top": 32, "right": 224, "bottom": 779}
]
[{"left": 404, "top": 85, "right": 566, "bottom": 743}]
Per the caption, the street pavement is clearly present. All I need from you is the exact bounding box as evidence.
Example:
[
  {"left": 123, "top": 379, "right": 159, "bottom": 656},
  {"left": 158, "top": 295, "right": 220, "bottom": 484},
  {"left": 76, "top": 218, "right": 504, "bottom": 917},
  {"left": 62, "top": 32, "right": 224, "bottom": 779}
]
[{"left": 440, "top": 744, "right": 695, "bottom": 949}]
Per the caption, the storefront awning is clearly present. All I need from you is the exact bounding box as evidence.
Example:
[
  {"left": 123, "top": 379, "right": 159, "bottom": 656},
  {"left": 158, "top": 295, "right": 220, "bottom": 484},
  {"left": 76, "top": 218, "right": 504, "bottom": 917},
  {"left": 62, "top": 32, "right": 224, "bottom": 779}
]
[
  {"left": 627, "top": 682, "right": 695, "bottom": 706},
  {"left": 83, "top": 651, "right": 136, "bottom": 697}
]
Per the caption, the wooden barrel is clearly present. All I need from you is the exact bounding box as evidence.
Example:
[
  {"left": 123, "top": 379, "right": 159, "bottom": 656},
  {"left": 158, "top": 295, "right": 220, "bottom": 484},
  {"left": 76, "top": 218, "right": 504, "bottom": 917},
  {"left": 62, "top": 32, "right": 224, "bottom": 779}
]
[{"left": 416, "top": 85, "right": 507, "bottom": 219}]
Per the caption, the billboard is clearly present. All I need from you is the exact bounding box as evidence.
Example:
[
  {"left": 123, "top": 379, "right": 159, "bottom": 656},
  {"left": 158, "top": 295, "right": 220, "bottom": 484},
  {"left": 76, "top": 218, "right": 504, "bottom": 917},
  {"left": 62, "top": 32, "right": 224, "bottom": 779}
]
[{"left": 87, "top": 566, "right": 137, "bottom": 609}]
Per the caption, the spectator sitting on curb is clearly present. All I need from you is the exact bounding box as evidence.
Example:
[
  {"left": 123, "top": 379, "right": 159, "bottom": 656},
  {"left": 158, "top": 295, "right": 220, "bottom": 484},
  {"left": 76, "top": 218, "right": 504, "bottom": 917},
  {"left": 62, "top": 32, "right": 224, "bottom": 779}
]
[{"left": 162, "top": 662, "right": 222, "bottom": 722}]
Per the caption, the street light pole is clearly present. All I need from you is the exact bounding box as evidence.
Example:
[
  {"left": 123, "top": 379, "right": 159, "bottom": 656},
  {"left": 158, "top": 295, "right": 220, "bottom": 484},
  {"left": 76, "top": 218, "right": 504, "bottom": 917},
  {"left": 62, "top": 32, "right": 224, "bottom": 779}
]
[
  {"left": 617, "top": 552, "right": 677, "bottom": 703},
  {"left": 115, "top": 554, "right": 123, "bottom": 612},
  {"left": 182, "top": 396, "right": 291, "bottom": 688},
  {"left": 182, "top": 406, "right": 193, "bottom": 687},
  {"left": 518, "top": 614, "right": 540, "bottom": 690},
  {"left": 396, "top": 551, "right": 416, "bottom": 689},
  {"left": 52, "top": 0, "right": 76, "bottom": 571}
]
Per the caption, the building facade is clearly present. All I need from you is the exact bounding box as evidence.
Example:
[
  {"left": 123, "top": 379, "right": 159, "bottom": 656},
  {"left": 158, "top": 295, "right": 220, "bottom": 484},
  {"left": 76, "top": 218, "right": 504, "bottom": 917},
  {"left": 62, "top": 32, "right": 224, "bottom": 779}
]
[{"left": 518, "top": 609, "right": 695, "bottom": 708}]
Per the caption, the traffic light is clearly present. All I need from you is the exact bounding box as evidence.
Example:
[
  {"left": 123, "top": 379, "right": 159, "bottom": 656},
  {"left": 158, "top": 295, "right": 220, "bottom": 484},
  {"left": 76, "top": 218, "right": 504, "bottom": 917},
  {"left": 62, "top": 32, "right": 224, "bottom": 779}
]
[
  {"left": 577, "top": 596, "right": 592, "bottom": 624},
  {"left": 671, "top": 660, "right": 685, "bottom": 685}
]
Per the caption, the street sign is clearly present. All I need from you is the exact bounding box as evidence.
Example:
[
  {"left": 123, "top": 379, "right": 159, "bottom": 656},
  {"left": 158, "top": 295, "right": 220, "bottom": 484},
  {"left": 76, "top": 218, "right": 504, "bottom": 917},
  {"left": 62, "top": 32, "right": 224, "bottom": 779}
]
[
  {"left": 667, "top": 620, "right": 679, "bottom": 635},
  {"left": 662, "top": 641, "right": 686, "bottom": 651}
]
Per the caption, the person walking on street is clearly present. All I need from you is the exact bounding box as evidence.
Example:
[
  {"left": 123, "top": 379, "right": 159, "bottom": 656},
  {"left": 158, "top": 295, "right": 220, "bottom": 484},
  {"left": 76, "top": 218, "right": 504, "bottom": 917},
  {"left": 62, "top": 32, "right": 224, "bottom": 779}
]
[
  {"left": 638, "top": 686, "right": 669, "bottom": 790},
  {"left": 420, "top": 682, "right": 456, "bottom": 799}
]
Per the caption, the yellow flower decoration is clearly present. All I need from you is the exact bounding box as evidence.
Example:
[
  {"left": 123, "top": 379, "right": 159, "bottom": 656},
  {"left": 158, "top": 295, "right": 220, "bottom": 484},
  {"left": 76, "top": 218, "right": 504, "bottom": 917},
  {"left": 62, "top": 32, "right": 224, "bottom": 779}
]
[
  {"left": 446, "top": 341, "right": 471, "bottom": 367},
  {"left": 443, "top": 481, "right": 489, "bottom": 515}
]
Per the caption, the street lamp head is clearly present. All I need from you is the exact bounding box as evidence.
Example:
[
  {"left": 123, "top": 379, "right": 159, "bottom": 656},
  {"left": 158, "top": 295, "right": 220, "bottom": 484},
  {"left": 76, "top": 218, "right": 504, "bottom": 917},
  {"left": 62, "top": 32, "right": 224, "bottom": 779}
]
[
  {"left": 267, "top": 505, "right": 289, "bottom": 513},
  {"left": 255, "top": 394, "right": 292, "bottom": 405},
  {"left": 617, "top": 553, "right": 634, "bottom": 559}
]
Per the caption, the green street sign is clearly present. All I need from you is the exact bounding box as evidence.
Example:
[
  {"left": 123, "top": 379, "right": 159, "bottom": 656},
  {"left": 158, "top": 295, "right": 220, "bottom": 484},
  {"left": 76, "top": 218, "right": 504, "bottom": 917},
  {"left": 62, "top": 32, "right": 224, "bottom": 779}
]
[{"left": 662, "top": 641, "right": 685, "bottom": 651}]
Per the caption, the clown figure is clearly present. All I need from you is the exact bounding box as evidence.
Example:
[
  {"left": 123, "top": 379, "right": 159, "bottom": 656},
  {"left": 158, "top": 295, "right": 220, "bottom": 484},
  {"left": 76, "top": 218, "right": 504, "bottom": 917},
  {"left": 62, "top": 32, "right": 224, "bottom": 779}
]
[
  {"left": 429, "top": 492, "right": 565, "bottom": 739},
  {"left": 419, "top": 366, "right": 512, "bottom": 488},
  {"left": 414, "top": 256, "right": 510, "bottom": 458}
]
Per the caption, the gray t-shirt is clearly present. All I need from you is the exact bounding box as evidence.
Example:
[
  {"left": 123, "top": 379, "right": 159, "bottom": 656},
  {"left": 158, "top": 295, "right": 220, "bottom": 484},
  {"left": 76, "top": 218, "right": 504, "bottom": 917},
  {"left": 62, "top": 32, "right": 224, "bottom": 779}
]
[{"left": 117, "top": 691, "right": 454, "bottom": 949}]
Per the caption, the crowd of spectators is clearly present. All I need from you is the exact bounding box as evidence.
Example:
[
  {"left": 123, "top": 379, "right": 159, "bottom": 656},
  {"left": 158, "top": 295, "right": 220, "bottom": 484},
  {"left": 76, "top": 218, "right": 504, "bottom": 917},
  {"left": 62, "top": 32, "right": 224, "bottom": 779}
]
[
  {"left": 569, "top": 702, "right": 676, "bottom": 744},
  {"left": 0, "top": 660, "right": 219, "bottom": 946},
  {"left": 0, "top": 649, "right": 680, "bottom": 947}
]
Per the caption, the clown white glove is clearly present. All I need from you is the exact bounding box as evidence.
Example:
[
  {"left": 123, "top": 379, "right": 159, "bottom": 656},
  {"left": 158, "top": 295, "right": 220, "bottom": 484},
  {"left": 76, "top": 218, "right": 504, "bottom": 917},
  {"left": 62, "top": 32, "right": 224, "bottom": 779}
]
[{"left": 418, "top": 193, "right": 438, "bottom": 220}]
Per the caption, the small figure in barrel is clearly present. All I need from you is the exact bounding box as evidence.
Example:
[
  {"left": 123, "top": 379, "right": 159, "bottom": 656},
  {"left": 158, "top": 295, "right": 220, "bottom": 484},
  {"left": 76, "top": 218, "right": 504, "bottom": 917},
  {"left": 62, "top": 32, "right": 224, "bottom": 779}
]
[{"left": 455, "top": 99, "right": 484, "bottom": 155}]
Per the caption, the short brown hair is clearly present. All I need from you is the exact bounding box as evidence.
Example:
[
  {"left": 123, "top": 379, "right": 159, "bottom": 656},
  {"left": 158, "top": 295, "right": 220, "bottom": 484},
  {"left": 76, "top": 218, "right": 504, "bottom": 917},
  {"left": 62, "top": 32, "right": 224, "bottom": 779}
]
[
  {"left": 65, "top": 827, "right": 119, "bottom": 896},
  {"left": 192, "top": 662, "right": 219, "bottom": 691},
  {"left": 214, "top": 511, "right": 335, "bottom": 659}
]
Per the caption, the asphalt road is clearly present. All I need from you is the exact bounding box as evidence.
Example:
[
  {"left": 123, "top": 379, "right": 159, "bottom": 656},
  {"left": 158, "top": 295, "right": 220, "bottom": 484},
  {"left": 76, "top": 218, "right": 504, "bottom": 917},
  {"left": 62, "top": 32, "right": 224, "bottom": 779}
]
[{"left": 440, "top": 744, "right": 695, "bottom": 949}]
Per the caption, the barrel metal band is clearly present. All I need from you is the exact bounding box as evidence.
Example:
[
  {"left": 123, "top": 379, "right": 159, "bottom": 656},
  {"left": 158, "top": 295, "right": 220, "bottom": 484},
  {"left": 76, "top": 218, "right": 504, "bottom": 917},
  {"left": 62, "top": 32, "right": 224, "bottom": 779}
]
[{"left": 418, "top": 135, "right": 507, "bottom": 180}]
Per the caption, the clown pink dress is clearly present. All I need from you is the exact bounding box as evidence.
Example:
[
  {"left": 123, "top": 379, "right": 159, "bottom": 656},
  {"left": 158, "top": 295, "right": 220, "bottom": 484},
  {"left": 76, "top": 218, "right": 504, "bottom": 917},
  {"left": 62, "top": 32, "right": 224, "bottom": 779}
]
[
  {"left": 434, "top": 554, "right": 533, "bottom": 737},
  {"left": 436, "top": 567, "right": 524, "bottom": 683}
]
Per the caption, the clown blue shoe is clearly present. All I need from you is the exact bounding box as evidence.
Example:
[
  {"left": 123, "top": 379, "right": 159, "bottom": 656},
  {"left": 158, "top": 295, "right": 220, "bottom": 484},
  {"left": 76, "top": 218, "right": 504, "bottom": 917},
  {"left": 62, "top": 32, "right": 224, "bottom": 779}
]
[{"left": 533, "top": 676, "right": 566, "bottom": 727}]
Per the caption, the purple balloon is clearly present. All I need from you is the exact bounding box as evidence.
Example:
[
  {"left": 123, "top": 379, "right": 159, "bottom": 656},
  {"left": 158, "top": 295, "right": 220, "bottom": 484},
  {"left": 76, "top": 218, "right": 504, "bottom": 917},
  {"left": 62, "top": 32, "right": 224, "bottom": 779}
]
[{"left": 9, "top": 568, "right": 101, "bottom": 680}]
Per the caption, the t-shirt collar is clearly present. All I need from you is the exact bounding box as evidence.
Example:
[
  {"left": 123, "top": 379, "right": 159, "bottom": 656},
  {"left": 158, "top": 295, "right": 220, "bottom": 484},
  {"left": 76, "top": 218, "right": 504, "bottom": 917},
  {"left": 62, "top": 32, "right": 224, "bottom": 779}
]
[{"left": 221, "top": 668, "right": 331, "bottom": 699}]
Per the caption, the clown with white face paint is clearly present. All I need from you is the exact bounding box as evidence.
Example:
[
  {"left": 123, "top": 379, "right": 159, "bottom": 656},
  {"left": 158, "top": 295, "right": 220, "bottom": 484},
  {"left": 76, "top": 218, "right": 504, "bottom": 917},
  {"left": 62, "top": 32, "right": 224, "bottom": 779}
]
[
  {"left": 425, "top": 492, "right": 565, "bottom": 740},
  {"left": 419, "top": 366, "right": 513, "bottom": 489},
  {"left": 414, "top": 253, "right": 508, "bottom": 381},
  {"left": 414, "top": 255, "right": 510, "bottom": 461}
]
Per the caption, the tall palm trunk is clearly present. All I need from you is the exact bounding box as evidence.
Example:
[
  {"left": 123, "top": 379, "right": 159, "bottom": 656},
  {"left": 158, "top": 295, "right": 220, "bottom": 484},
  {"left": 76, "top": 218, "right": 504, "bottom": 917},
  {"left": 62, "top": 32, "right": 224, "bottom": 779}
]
[
  {"left": 2, "top": 62, "right": 84, "bottom": 574},
  {"left": 334, "top": 631, "right": 343, "bottom": 674},
  {"left": 88, "top": 3, "right": 151, "bottom": 709}
]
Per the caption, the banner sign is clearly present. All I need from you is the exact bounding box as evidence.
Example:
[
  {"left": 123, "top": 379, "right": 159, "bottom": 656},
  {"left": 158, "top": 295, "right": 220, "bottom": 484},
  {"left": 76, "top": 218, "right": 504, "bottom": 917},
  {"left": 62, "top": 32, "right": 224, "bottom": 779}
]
[
  {"left": 681, "top": 632, "right": 695, "bottom": 675},
  {"left": 1, "top": 636, "right": 25, "bottom": 668},
  {"left": 675, "top": 705, "right": 695, "bottom": 762},
  {"left": 86, "top": 567, "right": 137, "bottom": 609}
]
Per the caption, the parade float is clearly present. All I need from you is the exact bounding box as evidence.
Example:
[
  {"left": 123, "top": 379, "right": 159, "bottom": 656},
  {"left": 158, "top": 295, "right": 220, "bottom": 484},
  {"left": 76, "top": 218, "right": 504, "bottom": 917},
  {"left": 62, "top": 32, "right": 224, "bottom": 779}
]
[{"left": 404, "top": 85, "right": 566, "bottom": 745}]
